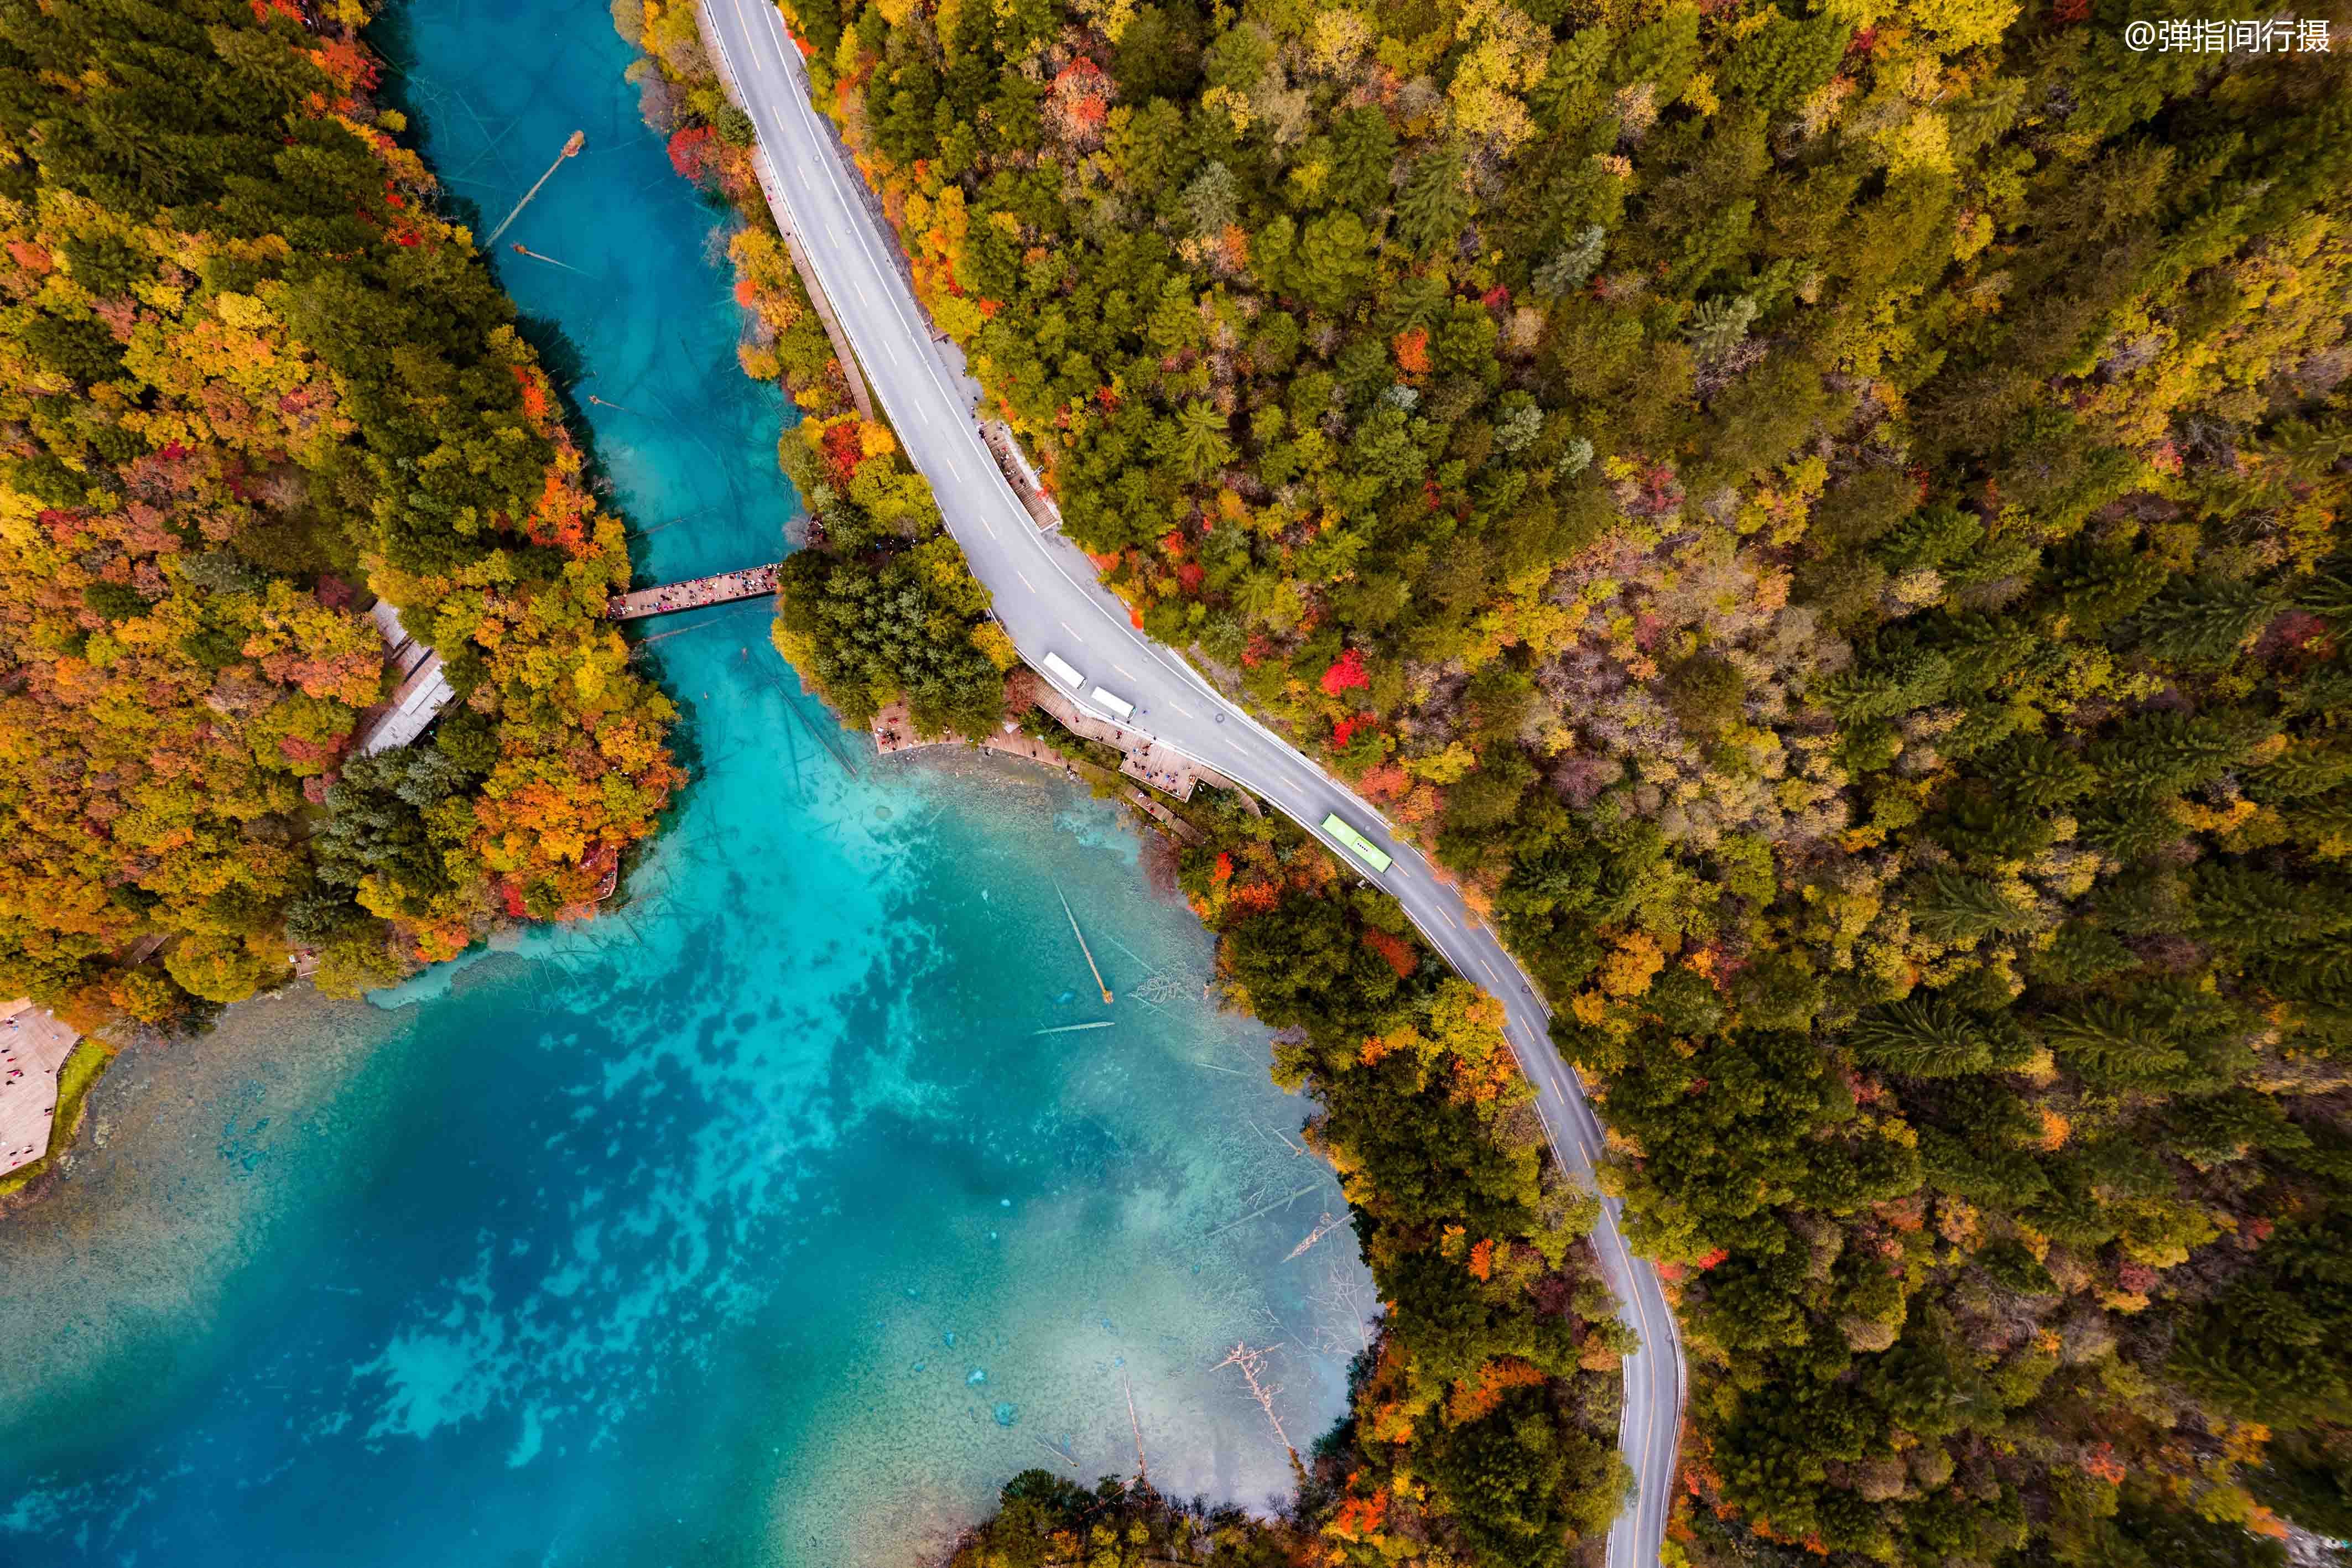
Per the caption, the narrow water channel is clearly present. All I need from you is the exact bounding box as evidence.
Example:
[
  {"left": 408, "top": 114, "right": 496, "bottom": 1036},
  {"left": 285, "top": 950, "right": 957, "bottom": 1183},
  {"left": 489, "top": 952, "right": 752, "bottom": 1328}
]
[{"left": 0, "top": 2, "right": 1371, "bottom": 1560}]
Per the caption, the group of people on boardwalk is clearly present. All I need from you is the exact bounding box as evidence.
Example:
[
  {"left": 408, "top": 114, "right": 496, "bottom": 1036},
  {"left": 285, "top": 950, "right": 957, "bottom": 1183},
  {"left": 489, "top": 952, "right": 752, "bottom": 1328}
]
[
  {"left": 608, "top": 564, "right": 779, "bottom": 621},
  {"left": 0, "top": 1006, "right": 65, "bottom": 1171},
  {"left": 1135, "top": 764, "right": 1186, "bottom": 793},
  {"left": 1120, "top": 744, "right": 1198, "bottom": 801}
]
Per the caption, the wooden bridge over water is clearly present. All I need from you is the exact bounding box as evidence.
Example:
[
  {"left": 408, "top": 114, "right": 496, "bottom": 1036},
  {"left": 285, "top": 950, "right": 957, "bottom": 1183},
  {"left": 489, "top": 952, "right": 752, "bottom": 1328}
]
[{"left": 607, "top": 564, "right": 781, "bottom": 621}]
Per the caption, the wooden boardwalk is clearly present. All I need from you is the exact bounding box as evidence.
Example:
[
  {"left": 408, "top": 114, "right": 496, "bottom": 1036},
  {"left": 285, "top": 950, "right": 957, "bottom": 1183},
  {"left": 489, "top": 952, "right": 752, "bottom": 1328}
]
[
  {"left": 608, "top": 564, "right": 780, "bottom": 621},
  {"left": 982, "top": 421, "right": 1062, "bottom": 532},
  {"left": 353, "top": 598, "right": 456, "bottom": 757},
  {"left": 1, "top": 1000, "right": 79, "bottom": 1174}
]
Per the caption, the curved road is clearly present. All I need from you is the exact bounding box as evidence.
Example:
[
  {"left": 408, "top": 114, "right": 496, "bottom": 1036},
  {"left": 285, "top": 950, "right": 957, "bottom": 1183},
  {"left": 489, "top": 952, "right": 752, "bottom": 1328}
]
[{"left": 696, "top": 4, "right": 1685, "bottom": 1559}]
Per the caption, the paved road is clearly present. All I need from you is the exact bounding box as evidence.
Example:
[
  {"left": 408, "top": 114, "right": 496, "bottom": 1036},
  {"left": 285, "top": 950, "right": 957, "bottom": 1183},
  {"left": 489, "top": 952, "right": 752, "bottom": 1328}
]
[{"left": 699, "top": 3, "right": 1685, "bottom": 1559}]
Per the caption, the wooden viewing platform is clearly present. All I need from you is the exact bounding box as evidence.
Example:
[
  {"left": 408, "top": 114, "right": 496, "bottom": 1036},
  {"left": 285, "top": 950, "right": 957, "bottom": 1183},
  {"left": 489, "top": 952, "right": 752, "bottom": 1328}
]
[
  {"left": 1, "top": 1000, "right": 79, "bottom": 1174},
  {"left": 608, "top": 564, "right": 780, "bottom": 621}
]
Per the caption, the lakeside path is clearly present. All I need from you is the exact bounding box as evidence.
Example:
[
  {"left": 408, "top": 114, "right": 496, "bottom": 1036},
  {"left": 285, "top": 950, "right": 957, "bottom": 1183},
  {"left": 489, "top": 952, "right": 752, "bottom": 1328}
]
[{"left": 696, "top": 4, "right": 1687, "bottom": 1561}]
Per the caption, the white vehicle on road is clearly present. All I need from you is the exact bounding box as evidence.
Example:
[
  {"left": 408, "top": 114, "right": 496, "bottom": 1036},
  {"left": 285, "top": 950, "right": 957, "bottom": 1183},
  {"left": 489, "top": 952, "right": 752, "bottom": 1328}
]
[
  {"left": 1040, "top": 652, "right": 1086, "bottom": 691},
  {"left": 1088, "top": 686, "right": 1136, "bottom": 722}
]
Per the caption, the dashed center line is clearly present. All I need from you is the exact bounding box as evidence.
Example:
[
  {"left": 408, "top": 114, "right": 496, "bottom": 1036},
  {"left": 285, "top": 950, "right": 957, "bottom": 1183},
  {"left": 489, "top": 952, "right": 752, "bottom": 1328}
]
[
  {"left": 1113, "top": 664, "right": 1136, "bottom": 680},
  {"left": 1017, "top": 570, "right": 1035, "bottom": 593}
]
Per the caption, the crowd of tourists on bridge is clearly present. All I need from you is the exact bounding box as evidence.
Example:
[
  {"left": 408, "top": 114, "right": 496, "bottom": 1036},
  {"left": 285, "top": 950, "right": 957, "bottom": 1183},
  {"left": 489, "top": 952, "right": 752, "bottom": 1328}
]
[{"left": 608, "top": 564, "right": 779, "bottom": 621}]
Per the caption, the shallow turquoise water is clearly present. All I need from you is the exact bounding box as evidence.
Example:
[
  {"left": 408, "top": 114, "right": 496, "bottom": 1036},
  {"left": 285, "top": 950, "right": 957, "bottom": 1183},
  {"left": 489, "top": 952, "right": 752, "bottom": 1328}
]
[{"left": 0, "top": 2, "right": 1370, "bottom": 1560}]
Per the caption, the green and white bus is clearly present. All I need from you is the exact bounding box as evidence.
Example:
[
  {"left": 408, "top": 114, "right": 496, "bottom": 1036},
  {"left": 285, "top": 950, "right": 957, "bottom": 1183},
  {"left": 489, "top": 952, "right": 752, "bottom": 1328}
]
[{"left": 1322, "top": 812, "right": 1393, "bottom": 874}]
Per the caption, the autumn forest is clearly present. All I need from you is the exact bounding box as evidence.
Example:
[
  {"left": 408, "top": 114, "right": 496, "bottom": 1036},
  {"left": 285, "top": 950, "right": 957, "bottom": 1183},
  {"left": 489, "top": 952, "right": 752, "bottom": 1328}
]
[
  {"left": 0, "top": 0, "right": 680, "bottom": 1024},
  {"left": 6, "top": 0, "right": 2352, "bottom": 1565}
]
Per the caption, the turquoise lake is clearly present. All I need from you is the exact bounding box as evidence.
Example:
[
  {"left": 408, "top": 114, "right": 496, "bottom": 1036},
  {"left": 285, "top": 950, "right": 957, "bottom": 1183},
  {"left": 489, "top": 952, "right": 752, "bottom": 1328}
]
[{"left": 0, "top": 2, "right": 1371, "bottom": 1560}]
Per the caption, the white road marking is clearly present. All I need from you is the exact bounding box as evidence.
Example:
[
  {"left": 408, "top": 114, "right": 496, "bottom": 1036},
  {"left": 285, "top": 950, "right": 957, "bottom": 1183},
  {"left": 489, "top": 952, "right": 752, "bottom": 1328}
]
[
  {"left": 1113, "top": 664, "right": 1135, "bottom": 681},
  {"left": 1171, "top": 702, "right": 1194, "bottom": 718},
  {"left": 1017, "top": 571, "right": 1035, "bottom": 593}
]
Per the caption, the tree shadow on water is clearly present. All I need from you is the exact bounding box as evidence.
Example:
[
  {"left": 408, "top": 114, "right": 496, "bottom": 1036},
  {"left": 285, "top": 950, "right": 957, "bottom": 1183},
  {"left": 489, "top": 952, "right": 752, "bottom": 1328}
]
[{"left": 518, "top": 313, "right": 591, "bottom": 390}]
